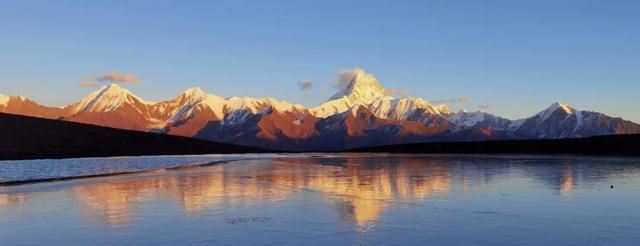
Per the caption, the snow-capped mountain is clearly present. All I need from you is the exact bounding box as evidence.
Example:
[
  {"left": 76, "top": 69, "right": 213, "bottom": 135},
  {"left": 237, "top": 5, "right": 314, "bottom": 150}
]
[
  {"left": 2, "top": 69, "right": 639, "bottom": 150},
  {"left": 0, "top": 94, "right": 9, "bottom": 106},
  {"left": 510, "top": 102, "right": 640, "bottom": 138},
  {"left": 312, "top": 69, "right": 451, "bottom": 120},
  {"left": 447, "top": 110, "right": 512, "bottom": 131},
  {"left": 66, "top": 84, "right": 151, "bottom": 113},
  {"left": 0, "top": 94, "right": 69, "bottom": 119}
]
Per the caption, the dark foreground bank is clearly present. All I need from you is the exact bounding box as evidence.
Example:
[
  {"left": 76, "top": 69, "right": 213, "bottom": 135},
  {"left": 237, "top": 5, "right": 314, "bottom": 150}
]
[
  {"left": 0, "top": 113, "right": 264, "bottom": 160},
  {"left": 351, "top": 134, "right": 640, "bottom": 156}
]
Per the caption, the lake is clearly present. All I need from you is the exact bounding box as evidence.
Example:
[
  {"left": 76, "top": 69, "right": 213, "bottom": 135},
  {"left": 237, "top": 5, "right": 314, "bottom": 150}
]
[{"left": 1, "top": 154, "right": 639, "bottom": 245}]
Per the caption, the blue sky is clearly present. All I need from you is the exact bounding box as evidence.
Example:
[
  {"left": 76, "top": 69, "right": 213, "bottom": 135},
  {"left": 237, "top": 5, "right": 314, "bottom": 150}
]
[{"left": 1, "top": 0, "right": 638, "bottom": 121}]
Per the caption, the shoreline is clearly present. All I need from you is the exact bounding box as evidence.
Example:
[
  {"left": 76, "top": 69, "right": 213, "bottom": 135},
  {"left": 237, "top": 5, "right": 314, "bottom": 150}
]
[{"left": 0, "top": 158, "right": 253, "bottom": 187}]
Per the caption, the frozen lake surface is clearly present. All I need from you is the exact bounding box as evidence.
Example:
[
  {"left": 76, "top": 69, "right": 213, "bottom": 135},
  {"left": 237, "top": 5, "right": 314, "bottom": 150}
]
[{"left": 1, "top": 154, "right": 639, "bottom": 245}]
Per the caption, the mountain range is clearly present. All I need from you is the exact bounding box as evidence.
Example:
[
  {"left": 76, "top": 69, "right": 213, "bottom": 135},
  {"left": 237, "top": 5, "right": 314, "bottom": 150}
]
[{"left": 2, "top": 69, "right": 639, "bottom": 151}]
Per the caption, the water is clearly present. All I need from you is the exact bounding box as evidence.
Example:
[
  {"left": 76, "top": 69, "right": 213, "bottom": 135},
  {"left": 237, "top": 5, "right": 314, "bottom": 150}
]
[
  {"left": 0, "top": 154, "right": 282, "bottom": 183},
  {"left": 1, "top": 154, "right": 639, "bottom": 245}
]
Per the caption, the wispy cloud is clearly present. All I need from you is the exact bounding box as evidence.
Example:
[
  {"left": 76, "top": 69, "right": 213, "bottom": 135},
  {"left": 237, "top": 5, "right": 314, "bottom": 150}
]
[
  {"left": 95, "top": 71, "right": 140, "bottom": 84},
  {"left": 384, "top": 87, "right": 410, "bottom": 97},
  {"left": 335, "top": 68, "right": 363, "bottom": 90},
  {"left": 456, "top": 96, "right": 471, "bottom": 104},
  {"left": 79, "top": 79, "right": 100, "bottom": 88},
  {"left": 79, "top": 71, "right": 141, "bottom": 88},
  {"left": 297, "top": 80, "right": 313, "bottom": 91},
  {"left": 81, "top": 71, "right": 140, "bottom": 87},
  {"left": 432, "top": 96, "right": 471, "bottom": 105},
  {"left": 478, "top": 104, "right": 490, "bottom": 110}
]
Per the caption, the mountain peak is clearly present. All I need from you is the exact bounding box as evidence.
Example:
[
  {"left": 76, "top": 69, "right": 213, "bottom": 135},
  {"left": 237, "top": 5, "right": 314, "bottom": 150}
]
[
  {"left": 98, "top": 83, "right": 130, "bottom": 96},
  {"left": 180, "top": 87, "right": 209, "bottom": 101},
  {"left": 103, "top": 83, "right": 122, "bottom": 89},
  {"left": 548, "top": 102, "right": 576, "bottom": 113},
  {"left": 432, "top": 104, "right": 452, "bottom": 114},
  {"left": 105, "top": 83, "right": 121, "bottom": 88},
  {"left": 0, "top": 94, "right": 9, "bottom": 106},
  {"left": 329, "top": 68, "right": 387, "bottom": 103},
  {"left": 535, "top": 102, "right": 576, "bottom": 121},
  {"left": 72, "top": 83, "right": 148, "bottom": 113},
  {"left": 182, "top": 87, "right": 204, "bottom": 96}
]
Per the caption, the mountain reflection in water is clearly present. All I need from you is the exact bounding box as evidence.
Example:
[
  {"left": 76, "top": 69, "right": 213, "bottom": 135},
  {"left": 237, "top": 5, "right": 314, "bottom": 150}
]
[
  {"left": 1, "top": 154, "right": 640, "bottom": 245},
  {"left": 68, "top": 156, "right": 454, "bottom": 229}
]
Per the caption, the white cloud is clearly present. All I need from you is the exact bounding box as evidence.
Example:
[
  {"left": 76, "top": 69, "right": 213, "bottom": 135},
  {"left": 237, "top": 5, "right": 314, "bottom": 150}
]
[
  {"left": 297, "top": 80, "right": 313, "bottom": 91},
  {"left": 384, "top": 87, "right": 411, "bottom": 97},
  {"left": 432, "top": 96, "right": 471, "bottom": 105},
  {"left": 80, "top": 71, "right": 141, "bottom": 87},
  {"left": 94, "top": 71, "right": 140, "bottom": 84},
  {"left": 79, "top": 78, "right": 100, "bottom": 88},
  {"left": 335, "top": 68, "right": 364, "bottom": 90},
  {"left": 456, "top": 96, "right": 471, "bottom": 104}
]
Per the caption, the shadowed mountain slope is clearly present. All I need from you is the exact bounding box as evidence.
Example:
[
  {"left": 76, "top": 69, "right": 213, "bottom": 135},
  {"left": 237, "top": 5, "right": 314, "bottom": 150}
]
[{"left": 0, "top": 113, "right": 264, "bottom": 160}]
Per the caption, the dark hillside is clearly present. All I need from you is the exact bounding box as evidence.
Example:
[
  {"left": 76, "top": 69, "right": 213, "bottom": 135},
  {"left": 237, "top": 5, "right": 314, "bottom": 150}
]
[
  {"left": 350, "top": 134, "right": 640, "bottom": 156},
  {"left": 0, "top": 113, "right": 264, "bottom": 160}
]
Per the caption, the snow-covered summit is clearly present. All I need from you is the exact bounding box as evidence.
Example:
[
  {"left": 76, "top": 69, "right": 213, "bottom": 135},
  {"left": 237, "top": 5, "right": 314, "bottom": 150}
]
[
  {"left": 536, "top": 102, "right": 576, "bottom": 121},
  {"left": 0, "top": 94, "right": 9, "bottom": 106},
  {"left": 162, "top": 86, "right": 226, "bottom": 120},
  {"left": 72, "top": 84, "right": 150, "bottom": 113},
  {"left": 447, "top": 110, "right": 510, "bottom": 130},
  {"left": 180, "top": 87, "right": 207, "bottom": 100},
  {"left": 367, "top": 97, "right": 452, "bottom": 120},
  {"left": 178, "top": 87, "right": 225, "bottom": 106},
  {"left": 263, "top": 97, "right": 307, "bottom": 113},
  {"left": 313, "top": 68, "right": 446, "bottom": 119},
  {"left": 449, "top": 110, "right": 487, "bottom": 127},
  {"left": 433, "top": 104, "right": 453, "bottom": 115},
  {"left": 225, "top": 96, "right": 270, "bottom": 114},
  {"left": 329, "top": 68, "right": 388, "bottom": 104}
]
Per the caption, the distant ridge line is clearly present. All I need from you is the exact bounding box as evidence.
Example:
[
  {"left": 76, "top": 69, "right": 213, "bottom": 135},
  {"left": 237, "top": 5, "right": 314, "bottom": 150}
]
[{"left": 349, "top": 134, "right": 640, "bottom": 156}]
